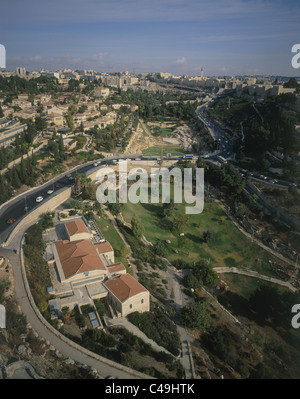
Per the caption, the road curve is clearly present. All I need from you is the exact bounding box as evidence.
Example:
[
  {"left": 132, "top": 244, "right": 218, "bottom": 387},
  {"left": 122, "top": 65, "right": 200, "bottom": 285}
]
[{"left": 0, "top": 227, "right": 151, "bottom": 379}]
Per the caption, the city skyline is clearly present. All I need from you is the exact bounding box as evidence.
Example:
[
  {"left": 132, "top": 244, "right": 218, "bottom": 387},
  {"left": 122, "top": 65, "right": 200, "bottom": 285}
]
[{"left": 0, "top": 0, "right": 300, "bottom": 76}]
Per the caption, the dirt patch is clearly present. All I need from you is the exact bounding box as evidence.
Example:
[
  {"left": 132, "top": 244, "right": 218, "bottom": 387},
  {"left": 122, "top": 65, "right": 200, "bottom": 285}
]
[{"left": 125, "top": 120, "right": 197, "bottom": 154}]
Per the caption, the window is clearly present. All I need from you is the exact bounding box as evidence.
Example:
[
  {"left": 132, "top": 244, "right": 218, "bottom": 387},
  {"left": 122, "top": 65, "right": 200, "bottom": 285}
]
[
  {"left": 141, "top": 299, "right": 144, "bottom": 304},
  {"left": 129, "top": 304, "right": 132, "bottom": 309},
  {"left": 84, "top": 271, "right": 89, "bottom": 277}
]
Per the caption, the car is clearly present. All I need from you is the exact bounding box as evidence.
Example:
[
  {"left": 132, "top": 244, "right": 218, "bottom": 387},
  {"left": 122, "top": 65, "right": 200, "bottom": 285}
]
[
  {"left": 66, "top": 174, "right": 74, "bottom": 181},
  {"left": 93, "top": 162, "right": 99, "bottom": 167},
  {"left": 7, "top": 218, "right": 16, "bottom": 224},
  {"left": 36, "top": 196, "right": 43, "bottom": 202},
  {"left": 47, "top": 189, "right": 54, "bottom": 195},
  {"left": 55, "top": 183, "right": 61, "bottom": 188}
]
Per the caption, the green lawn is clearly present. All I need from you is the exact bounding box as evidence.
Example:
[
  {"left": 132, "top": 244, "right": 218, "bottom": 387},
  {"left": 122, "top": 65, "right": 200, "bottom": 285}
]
[
  {"left": 142, "top": 145, "right": 185, "bottom": 157},
  {"left": 122, "top": 196, "right": 280, "bottom": 277},
  {"left": 155, "top": 127, "right": 174, "bottom": 137},
  {"left": 95, "top": 213, "right": 130, "bottom": 267},
  {"left": 219, "top": 272, "right": 290, "bottom": 301}
]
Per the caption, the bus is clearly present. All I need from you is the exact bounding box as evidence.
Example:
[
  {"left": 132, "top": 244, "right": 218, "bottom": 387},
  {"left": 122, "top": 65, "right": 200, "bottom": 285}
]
[
  {"left": 217, "top": 155, "right": 227, "bottom": 164},
  {"left": 183, "top": 154, "right": 194, "bottom": 159}
]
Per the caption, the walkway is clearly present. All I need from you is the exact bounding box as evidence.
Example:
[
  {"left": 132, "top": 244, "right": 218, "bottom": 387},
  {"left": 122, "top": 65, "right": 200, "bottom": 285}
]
[{"left": 213, "top": 267, "right": 297, "bottom": 292}]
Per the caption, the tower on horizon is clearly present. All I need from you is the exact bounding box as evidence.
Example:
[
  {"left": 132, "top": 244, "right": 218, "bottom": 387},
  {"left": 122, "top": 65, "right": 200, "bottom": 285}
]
[{"left": 200, "top": 68, "right": 204, "bottom": 79}]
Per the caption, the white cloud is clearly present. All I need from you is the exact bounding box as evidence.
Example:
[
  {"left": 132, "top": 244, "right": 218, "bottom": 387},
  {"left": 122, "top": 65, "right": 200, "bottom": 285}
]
[
  {"left": 90, "top": 53, "right": 108, "bottom": 61},
  {"left": 29, "top": 55, "right": 44, "bottom": 62},
  {"left": 175, "top": 57, "right": 187, "bottom": 65}
]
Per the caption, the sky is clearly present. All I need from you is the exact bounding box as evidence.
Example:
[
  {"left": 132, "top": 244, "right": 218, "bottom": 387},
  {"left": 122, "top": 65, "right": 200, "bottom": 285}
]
[{"left": 0, "top": 0, "right": 300, "bottom": 76}]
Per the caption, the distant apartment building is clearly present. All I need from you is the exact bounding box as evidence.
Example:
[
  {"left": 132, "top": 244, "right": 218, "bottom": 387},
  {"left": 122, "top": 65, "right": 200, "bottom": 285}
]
[
  {"left": 93, "top": 86, "right": 110, "bottom": 98},
  {"left": 11, "top": 98, "right": 32, "bottom": 109},
  {"left": 40, "top": 70, "right": 60, "bottom": 79},
  {"left": 14, "top": 108, "right": 37, "bottom": 121},
  {"left": 33, "top": 94, "right": 52, "bottom": 105},
  {"left": 16, "top": 67, "right": 26, "bottom": 77},
  {"left": 0, "top": 119, "right": 27, "bottom": 147},
  {"left": 101, "top": 75, "right": 121, "bottom": 88},
  {"left": 46, "top": 113, "right": 64, "bottom": 127}
]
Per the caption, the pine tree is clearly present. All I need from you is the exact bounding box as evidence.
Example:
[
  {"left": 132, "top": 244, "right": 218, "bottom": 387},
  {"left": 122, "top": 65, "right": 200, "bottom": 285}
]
[
  {"left": 58, "top": 134, "right": 65, "bottom": 163},
  {"left": 0, "top": 174, "right": 11, "bottom": 204},
  {"left": 19, "top": 157, "right": 28, "bottom": 184},
  {"left": 11, "top": 167, "right": 21, "bottom": 189}
]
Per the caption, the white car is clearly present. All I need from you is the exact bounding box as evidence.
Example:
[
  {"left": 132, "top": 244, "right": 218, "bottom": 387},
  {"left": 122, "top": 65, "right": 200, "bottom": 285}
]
[
  {"left": 47, "top": 189, "right": 54, "bottom": 195},
  {"left": 36, "top": 196, "right": 43, "bottom": 202}
]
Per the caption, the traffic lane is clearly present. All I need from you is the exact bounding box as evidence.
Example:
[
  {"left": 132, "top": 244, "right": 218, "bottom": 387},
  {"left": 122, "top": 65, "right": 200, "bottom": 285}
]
[
  {"left": 0, "top": 155, "right": 175, "bottom": 240},
  {"left": 0, "top": 247, "right": 143, "bottom": 379},
  {"left": 0, "top": 159, "right": 116, "bottom": 238},
  {"left": 0, "top": 179, "right": 73, "bottom": 239},
  {"left": 0, "top": 161, "right": 96, "bottom": 224}
]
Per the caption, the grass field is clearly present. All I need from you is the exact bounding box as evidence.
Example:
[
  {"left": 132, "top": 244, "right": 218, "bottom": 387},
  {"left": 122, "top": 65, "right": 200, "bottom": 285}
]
[
  {"left": 122, "top": 195, "right": 281, "bottom": 277},
  {"left": 218, "top": 272, "right": 290, "bottom": 301},
  {"left": 154, "top": 127, "right": 174, "bottom": 137},
  {"left": 95, "top": 213, "right": 130, "bottom": 267},
  {"left": 142, "top": 145, "right": 185, "bottom": 157}
]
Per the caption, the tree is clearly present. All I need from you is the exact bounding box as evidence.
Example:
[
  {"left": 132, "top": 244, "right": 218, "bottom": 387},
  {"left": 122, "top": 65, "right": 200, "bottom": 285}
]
[
  {"left": 181, "top": 300, "right": 211, "bottom": 331},
  {"left": 35, "top": 116, "right": 47, "bottom": 132},
  {"left": 131, "top": 216, "right": 144, "bottom": 239},
  {"left": 19, "top": 157, "right": 28, "bottom": 184},
  {"left": 10, "top": 167, "right": 21, "bottom": 189},
  {"left": 204, "top": 327, "right": 230, "bottom": 360},
  {"left": 170, "top": 214, "right": 188, "bottom": 231},
  {"left": 58, "top": 134, "right": 66, "bottom": 163},
  {"left": 108, "top": 202, "right": 121, "bottom": 216},
  {"left": 203, "top": 230, "right": 213, "bottom": 243},
  {"left": 183, "top": 273, "right": 200, "bottom": 290},
  {"left": 153, "top": 239, "right": 167, "bottom": 257},
  {"left": 47, "top": 139, "right": 59, "bottom": 163},
  {"left": 193, "top": 261, "right": 218, "bottom": 287},
  {"left": 66, "top": 112, "right": 74, "bottom": 133},
  {"left": 161, "top": 199, "right": 175, "bottom": 218},
  {"left": 177, "top": 235, "right": 193, "bottom": 254}
]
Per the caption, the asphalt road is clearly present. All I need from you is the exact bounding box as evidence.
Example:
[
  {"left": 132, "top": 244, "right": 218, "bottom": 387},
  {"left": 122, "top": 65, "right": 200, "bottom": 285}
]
[{"left": 0, "top": 241, "right": 148, "bottom": 379}]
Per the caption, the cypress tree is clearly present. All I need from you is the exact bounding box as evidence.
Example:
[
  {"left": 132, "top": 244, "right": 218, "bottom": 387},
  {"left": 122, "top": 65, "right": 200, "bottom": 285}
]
[
  {"left": 11, "top": 167, "right": 21, "bottom": 189},
  {"left": 19, "top": 157, "right": 28, "bottom": 184}
]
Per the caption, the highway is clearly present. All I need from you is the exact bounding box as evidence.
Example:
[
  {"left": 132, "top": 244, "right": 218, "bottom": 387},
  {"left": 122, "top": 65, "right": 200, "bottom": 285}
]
[{"left": 0, "top": 156, "right": 139, "bottom": 243}]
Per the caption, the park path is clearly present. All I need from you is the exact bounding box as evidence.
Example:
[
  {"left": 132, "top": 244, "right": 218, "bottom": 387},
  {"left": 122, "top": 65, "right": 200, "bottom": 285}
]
[{"left": 213, "top": 267, "right": 297, "bottom": 292}]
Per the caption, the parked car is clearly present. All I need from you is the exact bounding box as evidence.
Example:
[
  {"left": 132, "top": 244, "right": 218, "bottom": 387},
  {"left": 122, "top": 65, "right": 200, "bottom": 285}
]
[
  {"left": 36, "top": 196, "right": 43, "bottom": 202},
  {"left": 46, "top": 189, "right": 54, "bottom": 195}
]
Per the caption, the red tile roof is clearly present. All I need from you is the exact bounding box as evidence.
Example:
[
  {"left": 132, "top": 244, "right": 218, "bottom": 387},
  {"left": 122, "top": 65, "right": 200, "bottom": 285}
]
[
  {"left": 65, "top": 220, "right": 89, "bottom": 237},
  {"left": 55, "top": 239, "right": 106, "bottom": 278},
  {"left": 94, "top": 241, "right": 113, "bottom": 254},
  {"left": 107, "top": 262, "right": 126, "bottom": 274},
  {"left": 104, "top": 274, "right": 147, "bottom": 303}
]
